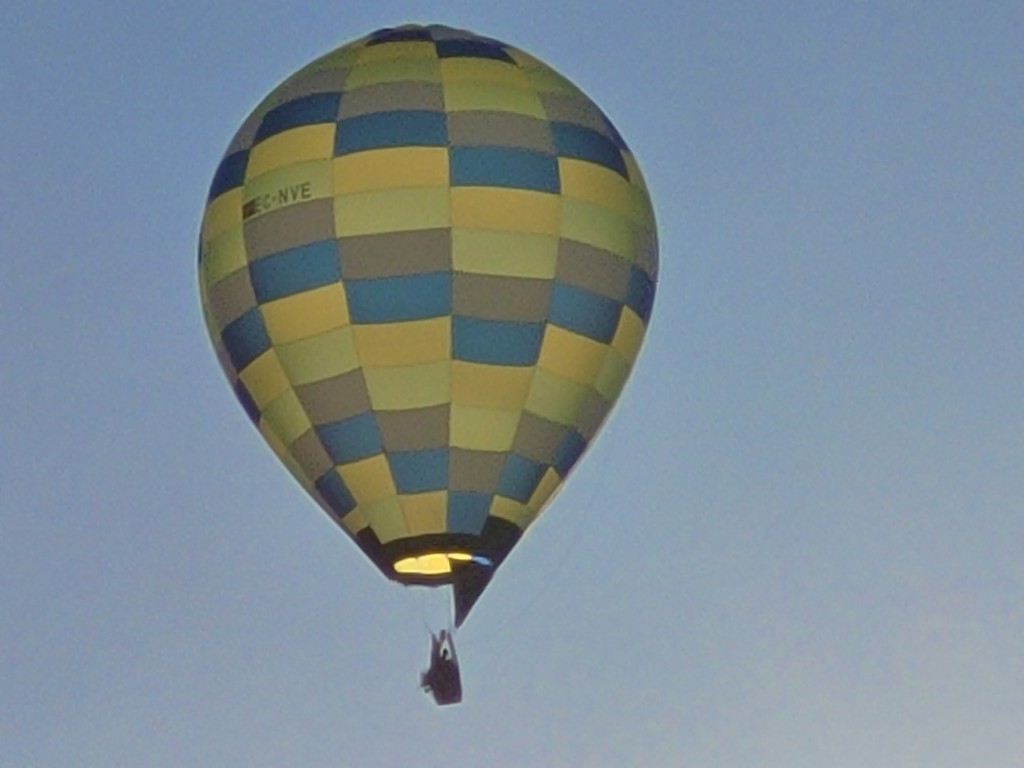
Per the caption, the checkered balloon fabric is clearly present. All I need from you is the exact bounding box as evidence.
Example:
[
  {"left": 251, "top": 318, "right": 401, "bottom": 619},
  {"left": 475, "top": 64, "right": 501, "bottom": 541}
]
[{"left": 198, "top": 24, "right": 657, "bottom": 621}]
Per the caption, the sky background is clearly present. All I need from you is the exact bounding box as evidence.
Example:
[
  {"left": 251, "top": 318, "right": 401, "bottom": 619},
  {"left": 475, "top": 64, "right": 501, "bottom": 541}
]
[{"left": 3, "top": 2, "right": 1023, "bottom": 766}]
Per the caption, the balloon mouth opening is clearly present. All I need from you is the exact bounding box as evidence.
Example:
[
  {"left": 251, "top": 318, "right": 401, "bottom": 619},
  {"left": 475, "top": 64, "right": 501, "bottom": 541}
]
[{"left": 393, "top": 551, "right": 494, "bottom": 577}]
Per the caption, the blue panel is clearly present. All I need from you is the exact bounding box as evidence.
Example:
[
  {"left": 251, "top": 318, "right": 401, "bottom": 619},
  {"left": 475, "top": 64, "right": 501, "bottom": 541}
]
[
  {"left": 389, "top": 448, "right": 449, "bottom": 493},
  {"left": 249, "top": 240, "right": 341, "bottom": 303},
  {"left": 233, "top": 380, "right": 261, "bottom": 424},
  {"left": 221, "top": 307, "right": 271, "bottom": 371},
  {"left": 552, "top": 430, "right": 587, "bottom": 477},
  {"left": 450, "top": 146, "right": 559, "bottom": 192},
  {"left": 497, "top": 453, "right": 547, "bottom": 503},
  {"left": 551, "top": 122, "right": 628, "bottom": 178},
  {"left": 367, "top": 27, "right": 433, "bottom": 44},
  {"left": 208, "top": 150, "right": 248, "bottom": 200},
  {"left": 345, "top": 272, "right": 451, "bottom": 323},
  {"left": 334, "top": 110, "right": 447, "bottom": 155},
  {"left": 315, "top": 470, "right": 356, "bottom": 516},
  {"left": 625, "top": 266, "right": 656, "bottom": 323},
  {"left": 452, "top": 316, "right": 544, "bottom": 366},
  {"left": 435, "top": 38, "right": 514, "bottom": 62},
  {"left": 599, "top": 113, "right": 628, "bottom": 149},
  {"left": 447, "top": 491, "right": 491, "bottom": 534},
  {"left": 255, "top": 93, "right": 342, "bottom": 141},
  {"left": 316, "top": 412, "right": 383, "bottom": 464},
  {"left": 548, "top": 282, "right": 622, "bottom": 343}
]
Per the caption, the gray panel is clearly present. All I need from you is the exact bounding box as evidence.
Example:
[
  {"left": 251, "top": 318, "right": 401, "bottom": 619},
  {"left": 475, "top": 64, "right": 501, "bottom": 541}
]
[
  {"left": 208, "top": 267, "right": 257, "bottom": 328},
  {"left": 274, "top": 69, "right": 349, "bottom": 106},
  {"left": 290, "top": 428, "right": 335, "bottom": 481},
  {"left": 511, "top": 412, "right": 566, "bottom": 465},
  {"left": 428, "top": 25, "right": 477, "bottom": 40},
  {"left": 339, "top": 229, "right": 451, "bottom": 279},
  {"left": 452, "top": 274, "right": 551, "bottom": 321},
  {"left": 448, "top": 449, "right": 506, "bottom": 492},
  {"left": 337, "top": 81, "right": 445, "bottom": 118},
  {"left": 244, "top": 199, "right": 336, "bottom": 261},
  {"left": 376, "top": 405, "right": 450, "bottom": 451},
  {"left": 634, "top": 228, "right": 659, "bottom": 280},
  {"left": 295, "top": 370, "right": 372, "bottom": 425},
  {"left": 225, "top": 111, "right": 263, "bottom": 155},
  {"left": 574, "top": 390, "right": 612, "bottom": 441},
  {"left": 538, "top": 91, "right": 611, "bottom": 136},
  {"left": 556, "top": 239, "right": 631, "bottom": 300},
  {"left": 446, "top": 111, "right": 553, "bottom": 152}
]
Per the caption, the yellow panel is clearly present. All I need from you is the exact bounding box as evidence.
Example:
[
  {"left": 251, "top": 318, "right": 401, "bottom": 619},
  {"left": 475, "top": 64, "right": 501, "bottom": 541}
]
[
  {"left": 512, "top": 58, "right": 581, "bottom": 95},
  {"left": 334, "top": 187, "right": 450, "bottom": 236},
  {"left": 559, "top": 198, "right": 636, "bottom": 260},
  {"left": 451, "top": 361, "right": 534, "bottom": 409},
  {"left": 239, "top": 349, "right": 290, "bottom": 408},
  {"left": 202, "top": 188, "right": 243, "bottom": 241},
  {"left": 439, "top": 57, "right": 533, "bottom": 87},
  {"left": 527, "top": 467, "right": 562, "bottom": 513},
  {"left": 537, "top": 326, "right": 609, "bottom": 387},
  {"left": 353, "top": 318, "right": 450, "bottom": 367},
  {"left": 442, "top": 81, "right": 545, "bottom": 117},
  {"left": 276, "top": 327, "right": 359, "bottom": 385},
  {"left": 247, "top": 124, "right": 336, "bottom": 179},
  {"left": 260, "top": 390, "right": 312, "bottom": 444},
  {"left": 451, "top": 188, "right": 560, "bottom": 236},
  {"left": 354, "top": 40, "right": 437, "bottom": 63},
  {"left": 243, "top": 159, "right": 333, "bottom": 221},
  {"left": 450, "top": 405, "right": 520, "bottom": 451},
  {"left": 363, "top": 363, "right": 450, "bottom": 409},
  {"left": 611, "top": 307, "right": 645, "bottom": 364},
  {"left": 629, "top": 185, "right": 656, "bottom": 230},
  {"left": 261, "top": 283, "right": 349, "bottom": 344},
  {"left": 339, "top": 504, "right": 369, "bottom": 535},
  {"left": 199, "top": 226, "right": 247, "bottom": 288},
  {"left": 595, "top": 349, "right": 631, "bottom": 401},
  {"left": 524, "top": 370, "right": 591, "bottom": 426},
  {"left": 333, "top": 147, "right": 449, "bottom": 194},
  {"left": 258, "top": 417, "right": 289, "bottom": 461},
  {"left": 401, "top": 491, "right": 448, "bottom": 535},
  {"left": 297, "top": 45, "right": 360, "bottom": 74},
  {"left": 362, "top": 497, "right": 406, "bottom": 543},
  {"left": 488, "top": 495, "right": 531, "bottom": 529},
  {"left": 557, "top": 158, "right": 636, "bottom": 220},
  {"left": 344, "top": 58, "right": 442, "bottom": 88},
  {"left": 339, "top": 455, "right": 397, "bottom": 503},
  {"left": 260, "top": 282, "right": 348, "bottom": 342},
  {"left": 451, "top": 229, "right": 558, "bottom": 278}
]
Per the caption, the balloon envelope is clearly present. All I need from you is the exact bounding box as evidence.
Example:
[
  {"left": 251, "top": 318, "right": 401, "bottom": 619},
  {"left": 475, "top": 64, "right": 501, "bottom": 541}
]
[{"left": 198, "top": 24, "right": 657, "bottom": 624}]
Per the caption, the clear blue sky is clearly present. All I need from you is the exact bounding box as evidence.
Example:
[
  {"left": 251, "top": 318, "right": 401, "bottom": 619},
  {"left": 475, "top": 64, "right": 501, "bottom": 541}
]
[{"left": 4, "top": 2, "right": 1023, "bottom": 765}]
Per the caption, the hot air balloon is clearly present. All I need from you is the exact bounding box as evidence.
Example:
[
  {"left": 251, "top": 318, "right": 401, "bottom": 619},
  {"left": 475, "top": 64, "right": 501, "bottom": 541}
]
[{"left": 198, "top": 23, "right": 657, "bottom": 704}]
